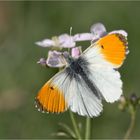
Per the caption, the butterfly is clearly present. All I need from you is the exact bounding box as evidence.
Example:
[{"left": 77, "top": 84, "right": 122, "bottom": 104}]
[{"left": 35, "top": 29, "right": 128, "bottom": 117}]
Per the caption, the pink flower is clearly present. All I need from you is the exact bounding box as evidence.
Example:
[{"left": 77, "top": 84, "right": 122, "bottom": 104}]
[
  {"left": 73, "top": 33, "right": 94, "bottom": 42},
  {"left": 46, "top": 50, "right": 67, "bottom": 68},
  {"left": 90, "top": 23, "right": 107, "bottom": 38},
  {"left": 36, "top": 23, "right": 109, "bottom": 49},
  {"left": 73, "top": 23, "right": 107, "bottom": 43},
  {"left": 71, "top": 47, "right": 81, "bottom": 58},
  {"left": 36, "top": 34, "right": 75, "bottom": 48},
  {"left": 37, "top": 58, "right": 47, "bottom": 66}
]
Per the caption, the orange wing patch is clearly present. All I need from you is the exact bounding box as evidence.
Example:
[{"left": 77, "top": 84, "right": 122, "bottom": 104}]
[
  {"left": 97, "top": 33, "right": 128, "bottom": 67},
  {"left": 35, "top": 81, "right": 67, "bottom": 113}
]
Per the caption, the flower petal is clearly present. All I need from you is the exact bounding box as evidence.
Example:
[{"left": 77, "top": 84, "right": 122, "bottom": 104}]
[
  {"left": 90, "top": 23, "right": 107, "bottom": 38},
  {"left": 46, "top": 50, "right": 67, "bottom": 67},
  {"left": 35, "top": 39, "right": 55, "bottom": 47},
  {"left": 71, "top": 47, "right": 81, "bottom": 58},
  {"left": 37, "top": 58, "right": 47, "bottom": 66},
  {"left": 59, "top": 34, "right": 75, "bottom": 48},
  {"left": 73, "top": 33, "right": 94, "bottom": 42}
]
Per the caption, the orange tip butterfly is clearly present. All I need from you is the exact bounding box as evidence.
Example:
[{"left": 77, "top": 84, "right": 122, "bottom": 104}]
[{"left": 35, "top": 24, "right": 128, "bottom": 117}]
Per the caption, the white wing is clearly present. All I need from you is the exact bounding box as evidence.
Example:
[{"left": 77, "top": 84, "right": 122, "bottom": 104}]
[
  {"left": 87, "top": 65, "right": 122, "bottom": 103},
  {"left": 109, "top": 30, "right": 128, "bottom": 37},
  {"left": 36, "top": 68, "right": 102, "bottom": 117},
  {"left": 68, "top": 76, "right": 103, "bottom": 117},
  {"left": 81, "top": 43, "right": 123, "bottom": 103},
  {"left": 52, "top": 69, "right": 103, "bottom": 117}
]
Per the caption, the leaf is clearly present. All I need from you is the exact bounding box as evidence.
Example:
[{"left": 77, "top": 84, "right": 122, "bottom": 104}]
[{"left": 58, "top": 123, "right": 76, "bottom": 139}]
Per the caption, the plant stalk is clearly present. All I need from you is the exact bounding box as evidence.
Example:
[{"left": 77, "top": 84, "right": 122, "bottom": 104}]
[
  {"left": 85, "top": 117, "right": 91, "bottom": 139},
  {"left": 69, "top": 111, "right": 82, "bottom": 140},
  {"left": 124, "top": 111, "right": 136, "bottom": 140}
]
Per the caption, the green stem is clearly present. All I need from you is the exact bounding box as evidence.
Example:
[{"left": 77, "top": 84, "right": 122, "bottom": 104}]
[
  {"left": 85, "top": 117, "right": 91, "bottom": 139},
  {"left": 69, "top": 111, "right": 82, "bottom": 140},
  {"left": 124, "top": 111, "right": 136, "bottom": 140}
]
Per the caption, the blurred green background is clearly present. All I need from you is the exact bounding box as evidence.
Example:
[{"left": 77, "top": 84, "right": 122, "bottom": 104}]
[{"left": 0, "top": 1, "right": 140, "bottom": 139}]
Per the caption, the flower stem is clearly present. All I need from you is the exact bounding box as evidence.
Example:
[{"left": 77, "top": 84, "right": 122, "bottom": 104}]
[
  {"left": 69, "top": 111, "right": 82, "bottom": 140},
  {"left": 124, "top": 111, "right": 136, "bottom": 140},
  {"left": 85, "top": 117, "right": 91, "bottom": 139}
]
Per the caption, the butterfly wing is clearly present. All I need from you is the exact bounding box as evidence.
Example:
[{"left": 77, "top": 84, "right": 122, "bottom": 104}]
[
  {"left": 36, "top": 68, "right": 103, "bottom": 117},
  {"left": 68, "top": 74, "right": 103, "bottom": 117},
  {"left": 86, "top": 66, "right": 122, "bottom": 103},
  {"left": 35, "top": 70, "right": 69, "bottom": 113},
  {"left": 84, "top": 32, "right": 128, "bottom": 68},
  {"left": 81, "top": 32, "right": 128, "bottom": 103}
]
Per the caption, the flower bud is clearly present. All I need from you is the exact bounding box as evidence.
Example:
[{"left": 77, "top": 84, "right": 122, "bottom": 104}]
[
  {"left": 37, "top": 58, "right": 47, "bottom": 66},
  {"left": 130, "top": 93, "right": 139, "bottom": 106},
  {"left": 71, "top": 47, "right": 81, "bottom": 58},
  {"left": 118, "top": 95, "right": 127, "bottom": 111}
]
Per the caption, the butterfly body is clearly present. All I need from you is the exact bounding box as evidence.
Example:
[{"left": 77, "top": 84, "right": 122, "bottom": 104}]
[
  {"left": 66, "top": 57, "right": 101, "bottom": 99},
  {"left": 36, "top": 31, "right": 128, "bottom": 117}
]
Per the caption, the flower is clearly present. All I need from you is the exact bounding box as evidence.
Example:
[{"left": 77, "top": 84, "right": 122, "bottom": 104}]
[
  {"left": 36, "top": 23, "right": 114, "bottom": 68},
  {"left": 37, "top": 51, "right": 67, "bottom": 68},
  {"left": 73, "top": 23, "right": 107, "bottom": 43},
  {"left": 130, "top": 93, "right": 139, "bottom": 106},
  {"left": 36, "top": 34, "right": 75, "bottom": 48},
  {"left": 46, "top": 50, "right": 67, "bottom": 68},
  {"left": 118, "top": 93, "right": 140, "bottom": 112},
  {"left": 58, "top": 34, "right": 75, "bottom": 48},
  {"left": 118, "top": 95, "right": 127, "bottom": 111},
  {"left": 36, "top": 22, "right": 129, "bottom": 69},
  {"left": 37, "top": 22, "right": 128, "bottom": 49},
  {"left": 71, "top": 47, "right": 82, "bottom": 58},
  {"left": 73, "top": 33, "right": 94, "bottom": 42},
  {"left": 37, "top": 58, "right": 47, "bottom": 66},
  {"left": 36, "top": 23, "right": 108, "bottom": 49},
  {"left": 90, "top": 23, "right": 107, "bottom": 38}
]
